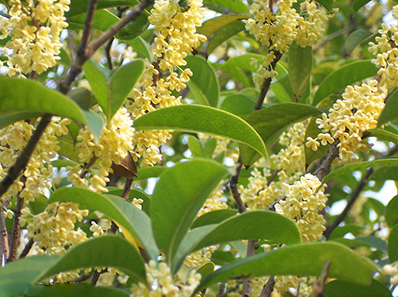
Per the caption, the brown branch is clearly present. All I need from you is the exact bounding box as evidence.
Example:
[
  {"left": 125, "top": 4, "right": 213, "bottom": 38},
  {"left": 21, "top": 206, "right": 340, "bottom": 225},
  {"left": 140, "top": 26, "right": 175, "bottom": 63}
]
[
  {"left": 259, "top": 276, "right": 275, "bottom": 297},
  {"left": 0, "top": 205, "right": 8, "bottom": 266},
  {"left": 105, "top": 37, "right": 115, "bottom": 70},
  {"left": 313, "top": 140, "right": 340, "bottom": 181},
  {"left": 312, "top": 260, "right": 331, "bottom": 297},
  {"left": 8, "top": 195, "right": 24, "bottom": 262},
  {"left": 19, "top": 238, "right": 34, "bottom": 259},
  {"left": 72, "top": 273, "right": 91, "bottom": 283},
  {"left": 121, "top": 177, "right": 134, "bottom": 200},
  {"left": 254, "top": 50, "right": 282, "bottom": 111},
  {"left": 229, "top": 158, "right": 246, "bottom": 213}
]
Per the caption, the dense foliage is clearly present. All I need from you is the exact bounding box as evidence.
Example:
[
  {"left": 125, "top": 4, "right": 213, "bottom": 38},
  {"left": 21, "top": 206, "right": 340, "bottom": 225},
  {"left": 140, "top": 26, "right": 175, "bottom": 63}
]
[{"left": 0, "top": 0, "right": 398, "bottom": 296}]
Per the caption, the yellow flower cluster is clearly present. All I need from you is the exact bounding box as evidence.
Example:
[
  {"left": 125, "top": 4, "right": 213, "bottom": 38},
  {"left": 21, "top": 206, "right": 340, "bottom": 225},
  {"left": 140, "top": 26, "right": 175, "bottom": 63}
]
[
  {"left": 128, "top": 0, "right": 206, "bottom": 166},
  {"left": 0, "top": 0, "right": 69, "bottom": 75},
  {"left": 369, "top": 6, "right": 398, "bottom": 89},
  {"left": 381, "top": 262, "right": 398, "bottom": 286},
  {"left": 240, "top": 123, "right": 306, "bottom": 210},
  {"left": 0, "top": 118, "right": 70, "bottom": 203},
  {"left": 275, "top": 173, "right": 328, "bottom": 242},
  {"left": 245, "top": 0, "right": 331, "bottom": 85},
  {"left": 306, "top": 80, "right": 386, "bottom": 163},
  {"left": 90, "top": 218, "right": 112, "bottom": 237},
  {"left": 130, "top": 260, "right": 201, "bottom": 297},
  {"left": 67, "top": 107, "right": 135, "bottom": 192}
]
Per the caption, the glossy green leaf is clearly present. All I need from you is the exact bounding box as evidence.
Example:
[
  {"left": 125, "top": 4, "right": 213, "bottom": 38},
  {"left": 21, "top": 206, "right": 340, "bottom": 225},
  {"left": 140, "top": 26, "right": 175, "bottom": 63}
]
[
  {"left": 203, "top": 138, "right": 218, "bottom": 158},
  {"left": 0, "top": 255, "right": 59, "bottom": 297},
  {"left": 357, "top": 236, "right": 388, "bottom": 254},
  {"left": 197, "top": 15, "right": 247, "bottom": 38},
  {"left": 107, "top": 188, "right": 151, "bottom": 215},
  {"left": 289, "top": 42, "right": 312, "bottom": 101},
  {"left": 151, "top": 159, "right": 229, "bottom": 264},
  {"left": 270, "top": 75, "right": 295, "bottom": 103},
  {"left": 323, "top": 159, "right": 398, "bottom": 183},
  {"left": 352, "top": 0, "right": 371, "bottom": 11},
  {"left": 203, "top": 0, "right": 249, "bottom": 13},
  {"left": 388, "top": 224, "right": 398, "bottom": 262},
  {"left": 206, "top": 20, "right": 246, "bottom": 55},
  {"left": 116, "top": 12, "right": 149, "bottom": 40},
  {"left": 66, "top": 0, "right": 136, "bottom": 18},
  {"left": 368, "top": 128, "right": 398, "bottom": 145},
  {"left": 220, "top": 94, "right": 257, "bottom": 119},
  {"left": 386, "top": 195, "right": 398, "bottom": 227},
  {"left": 196, "top": 242, "right": 378, "bottom": 292},
  {"left": 68, "top": 87, "right": 93, "bottom": 111},
  {"left": 50, "top": 187, "right": 159, "bottom": 260},
  {"left": 197, "top": 262, "right": 215, "bottom": 279},
  {"left": 133, "top": 105, "right": 268, "bottom": 158},
  {"left": 329, "top": 225, "right": 364, "bottom": 240},
  {"left": 378, "top": 88, "right": 398, "bottom": 127},
  {"left": 240, "top": 103, "right": 322, "bottom": 166},
  {"left": 324, "top": 279, "right": 392, "bottom": 297},
  {"left": 191, "top": 209, "right": 238, "bottom": 229},
  {"left": 192, "top": 211, "right": 301, "bottom": 249},
  {"left": 26, "top": 284, "right": 130, "bottom": 297},
  {"left": 35, "top": 236, "right": 147, "bottom": 284},
  {"left": 109, "top": 60, "right": 145, "bottom": 119},
  {"left": 0, "top": 77, "right": 87, "bottom": 124},
  {"left": 344, "top": 30, "right": 373, "bottom": 55},
  {"left": 0, "top": 112, "right": 43, "bottom": 129},
  {"left": 313, "top": 60, "right": 378, "bottom": 106},
  {"left": 83, "top": 59, "right": 144, "bottom": 121},
  {"left": 136, "top": 166, "right": 168, "bottom": 180},
  {"left": 188, "top": 135, "right": 204, "bottom": 158},
  {"left": 67, "top": 9, "right": 119, "bottom": 32},
  {"left": 184, "top": 56, "right": 219, "bottom": 107},
  {"left": 83, "top": 110, "right": 106, "bottom": 142},
  {"left": 124, "top": 37, "right": 152, "bottom": 60}
]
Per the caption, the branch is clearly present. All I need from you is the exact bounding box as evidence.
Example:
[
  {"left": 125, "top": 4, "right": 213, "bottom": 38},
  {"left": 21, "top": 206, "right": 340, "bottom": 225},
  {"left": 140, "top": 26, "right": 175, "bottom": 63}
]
[
  {"left": 19, "top": 238, "right": 34, "bottom": 259},
  {"left": 312, "top": 260, "right": 330, "bottom": 297},
  {"left": 230, "top": 158, "right": 246, "bottom": 213},
  {"left": 0, "top": 206, "right": 8, "bottom": 266},
  {"left": 8, "top": 195, "right": 24, "bottom": 262},
  {"left": 313, "top": 140, "right": 340, "bottom": 181},
  {"left": 254, "top": 50, "right": 282, "bottom": 111},
  {"left": 259, "top": 276, "right": 275, "bottom": 297}
]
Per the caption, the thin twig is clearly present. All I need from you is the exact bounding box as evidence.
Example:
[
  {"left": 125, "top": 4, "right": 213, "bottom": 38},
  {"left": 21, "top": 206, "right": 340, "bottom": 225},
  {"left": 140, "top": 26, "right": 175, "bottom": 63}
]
[
  {"left": 0, "top": 206, "right": 8, "bottom": 266},
  {"left": 313, "top": 140, "right": 340, "bottom": 181},
  {"left": 72, "top": 273, "right": 91, "bottom": 283},
  {"left": 8, "top": 196, "right": 24, "bottom": 262},
  {"left": 19, "top": 238, "right": 34, "bottom": 259},
  {"left": 230, "top": 158, "right": 246, "bottom": 213},
  {"left": 254, "top": 50, "right": 282, "bottom": 111},
  {"left": 105, "top": 37, "right": 115, "bottom": 70},
  {"left": 259, "top": 276, "right": 275, "bottom": 297},
  {"left": 312, "top": 260, "right": 331, "bottom": 297}
]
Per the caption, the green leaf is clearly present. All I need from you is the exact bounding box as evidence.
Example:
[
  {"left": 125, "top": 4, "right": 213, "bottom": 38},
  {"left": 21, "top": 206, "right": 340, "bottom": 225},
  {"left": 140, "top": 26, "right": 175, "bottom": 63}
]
[
  {"left": 26, "top": 284, "right": 130, "bottom": 297},
  {"left": 196, "top": 262, "right": 215, "bottom": 279},
  {"left": 116, "top": 12, "right": 149, "bottom": 40},
  {"left": 203, "top": 0, "right": 249, "bottom": 13},
  {"left": 196, "top": 242, "right": 378, "bottom": 292},
  {"left": 270, "top": 75, "right": 295, "bottom": 103},
  {"left": 191, "top": 209, "right": 238, "bottom": 229},
  {"left": 150, "top": 159, "right": 229, "bottom": 265},
  {"left": 183, "top": 56, "right": 219, "bottom": 107},
  {"left": 240, "top": 103, "right": 322, "bottom": 166},
  {"left": 67, "top": 9, "right": 119, "bottom": 32},
  {"left": 66, "top": 0, "right": 136, "bottom": 18},
  {"left": 83, "top": 59, "right": 144, "bottom": 121},
  {"left": 378, "top": 88, "right": 398, "bottom": 127},
  {"left": 388, "top": 224, "right": 398, "bottom": 262},
  {"left": 386, "top": 195, "right": 398, "bottom": 227},
  {"left": 344, "top": 30, "right": 373, "bottom": 55},
  {"left": 206, "top": 20, "right": 246, "bottom": 55},
  {"left": 0, "top": 255, "right": 59, "bottom": 297},
  {"left": 133, "top": 105, "right": 268, "bottom": 159},
  {"left": 220, "top": 94, "right": 257, "bottom": 119},
  {"left": 356, "top": 236, "right": 388, "bottom": 254},
  {"left": 324, "top": 279, "right": 393, "bottom": 297},
  {"left": 316, "top": 0, "right": 334, "bottom": 12},
  {"left": 0, "top": 77, "right": 87, "bottom": 125},
  {"left": 0, "top": 112, "right": 43, "bottom": 129},
  {"left": 136, "top": 166, "right": 168, "bottom": 180},
  {"left": 34, "top": 236, "right": 147, "bottom": 284},
  {"left": 197, "top": 15, "right": 247, "bottom": 39},
  {"left": 323, "top": 159, "right": 398, "bottom": 183},
  {"left": 368, "top": 128, "right": 398, "bottom": 145},
  {"left": 50, "top": 187, "right": 159, "bottom": 260},
  {"left": 313, "top": 60, "right": 378, "bottom": 106},
  {"left": 352, "top": 0, "right": 371, "bottom": 11},
  {"left": 329, "top": 225, "right": 364, "bottom": 240},
  {"left": 107, "top": 188, "right": 151, "bottom": 215},
  {"left": 83, "top": 110, "right": 106, "bottom": 142},
  {"left": 68, "top": 87, "right": 93, "bottom": 111},
  {"left": 289, "top": 42, "right": 312, "bottom": 101},
  {"left": 192, "top": 211, "right": 301, "bottom": 250},
  {"left": 188, "top": 135, "right": 204, "bottom": 158},
  {"left": 108, "top": 60, "right": 145, "bottom": 120}
]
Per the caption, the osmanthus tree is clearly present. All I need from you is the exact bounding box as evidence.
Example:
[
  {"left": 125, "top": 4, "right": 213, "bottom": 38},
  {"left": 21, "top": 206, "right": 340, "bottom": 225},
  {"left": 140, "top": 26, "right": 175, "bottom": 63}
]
[{"left": 1, "top": 0, "right": 398, "bottom": 295}]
